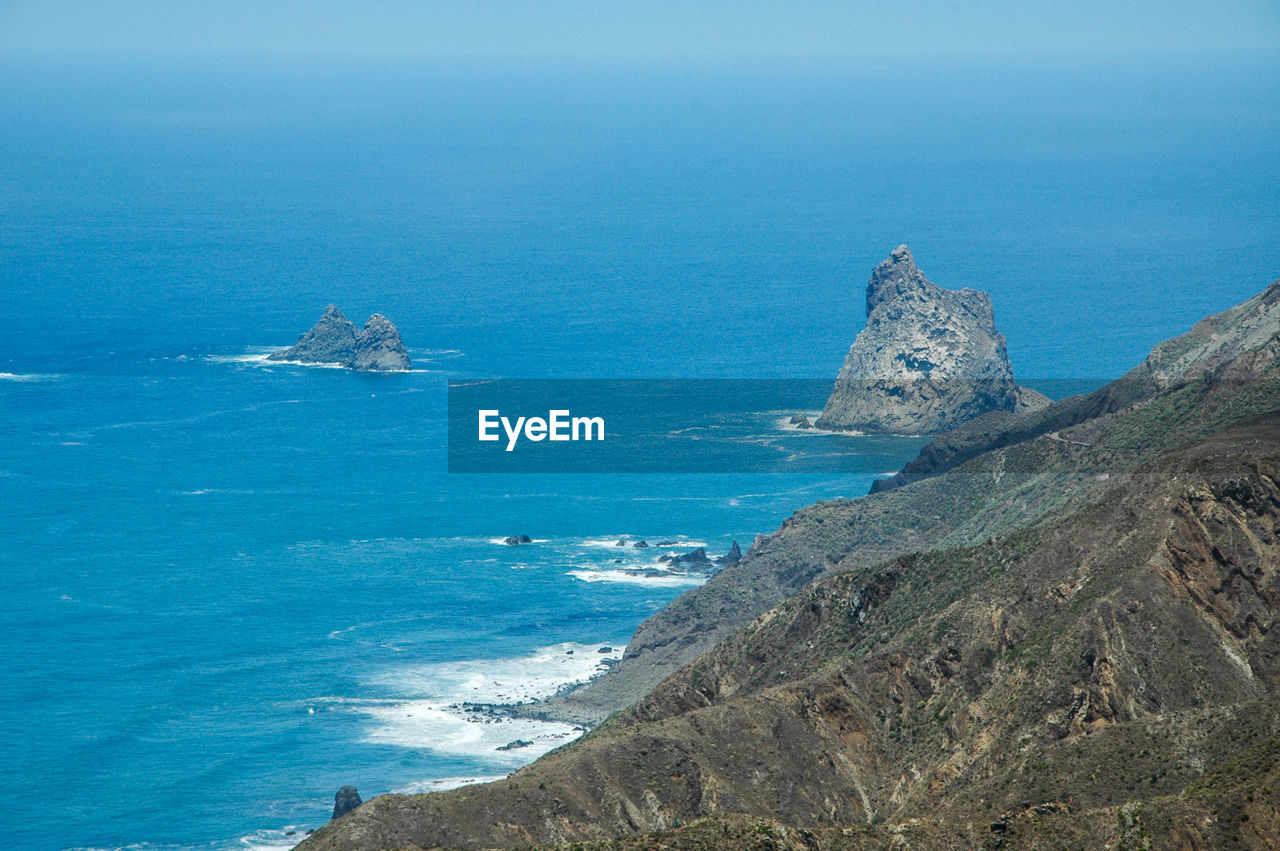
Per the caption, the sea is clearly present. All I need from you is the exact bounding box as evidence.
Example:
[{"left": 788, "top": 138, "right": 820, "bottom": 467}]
[{"left": 1, "top": 49, "right": 1277, "bottom": 850}]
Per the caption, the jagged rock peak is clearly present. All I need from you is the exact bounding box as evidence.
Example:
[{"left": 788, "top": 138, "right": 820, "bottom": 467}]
[
  {"left": 269, "top": 307, "right": 411, "bottom": 372},
  {"left": 866, "top": 244, "right": 931, "bottom": 315},
  {"left": 815, "top": 246, "right": 1048, "bottom": 434},
  {"left": 717, "top": 540, "right": 742, "bottom": 566},
  {"left": 353, "top": 313, "right": 411, "bottom": 372}
]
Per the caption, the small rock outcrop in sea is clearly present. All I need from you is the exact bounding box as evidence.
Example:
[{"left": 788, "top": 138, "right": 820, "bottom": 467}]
[
  {"left": 268, "top": 305, "right": 411, "bottom": 371},
  {"left": 497, "top": 739, "right": 534, "bottom": 751},
  {"left": 658, "top": 547, "right": 710, "bottom": 569},
  {"left": 332, "top": 786, "right": 362, "bottom": 820},
  {"left": 815, "top": 246, "right": 1047, "bottom": 434},
  {"left": 504, "top": 535, "right": 533, "bottom": 546}
]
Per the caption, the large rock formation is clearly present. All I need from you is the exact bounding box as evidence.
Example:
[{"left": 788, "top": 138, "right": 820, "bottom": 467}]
[
  {"left": 268, "top": 306, "right": 410, "bottom": 371},
  {"left": 352, "top": 314, "right": 412, "bottom": 371},
  {"left": 268, "top": 305, "right": 358, "bottom": 366},
  {"left": 815, "top": 246, "right": 1047, "bottom": 433}
]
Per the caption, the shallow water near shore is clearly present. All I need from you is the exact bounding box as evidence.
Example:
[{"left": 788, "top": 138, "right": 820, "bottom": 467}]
[{"left": 1, "top": 52, "right": 1278, "bottom": 850}]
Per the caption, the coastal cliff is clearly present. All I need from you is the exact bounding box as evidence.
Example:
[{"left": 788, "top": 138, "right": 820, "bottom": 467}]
[
  {"left": 269, "top": 306, "right": 411, "bottom": 371},
  {"left": 301, "top": 277, "right": 1280, "bottom": 849},
  {"left": 548, "top": 276, "right": 1280, "bottom": 724},
  {"left": 305, "top": 417, "right": 1280, "bottom": 850},
  {"left": 816, "top": 246, "right": 1047, "bottom": 434}
]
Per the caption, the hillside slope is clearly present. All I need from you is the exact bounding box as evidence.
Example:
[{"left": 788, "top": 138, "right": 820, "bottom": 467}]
[
  {"left": 299, "top": 280, "right": 1280, "bottom": 849},
  {"left": 302, "top": 413, "right": 1280, "bottom": 849},
  {"left": 541, "top": 279, "right": 1280, "bottom": 722}
]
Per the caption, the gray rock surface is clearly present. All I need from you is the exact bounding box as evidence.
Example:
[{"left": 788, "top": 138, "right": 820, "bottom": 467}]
[
  {"left": 717, "top": 540, "right": 742, "bottom": 566},
  {"left": 352, "top": 314, "right": 412, "bottom": 371},
  {"left": 815, "top": 246, "right": 1047, "bottom": 434},
  {"left": 332, "top": 786, "right": 362, "bottom": 820},
  {"left": 269, "top": 307, "right": 410, "bottom": 371},
  {"left": 268, "top": 304, "right": 357, "bottom": 366}
]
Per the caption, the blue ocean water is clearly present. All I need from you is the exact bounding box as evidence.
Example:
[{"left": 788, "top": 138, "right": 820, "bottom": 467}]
[{"left": 1, "top": 51, "right": 1278, "bottom": 850}]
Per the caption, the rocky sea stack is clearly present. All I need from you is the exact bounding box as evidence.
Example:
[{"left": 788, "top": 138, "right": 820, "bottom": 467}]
[
  {"left": 816, "top": 246, "right": 1047, "bottom": 433},
  {"left": 268, "top": 305, "right": 411, "bottom": 371},
  {"left": 330, "top": 785, "right": 362, "bottom": 820}
]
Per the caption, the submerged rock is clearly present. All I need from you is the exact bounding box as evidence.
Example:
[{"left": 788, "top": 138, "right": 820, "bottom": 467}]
[
  {"left": 497, "top": 739, "right": 534, "bottom": 751},
  {"left": 332, "top": 785, "right": 362, "bottom": 820},
  {"left": 269, "top": 306, "right": 410, "bottom": 371},
  {"left": 815, "top": 246, "right": 1047, "bottom": 434}
]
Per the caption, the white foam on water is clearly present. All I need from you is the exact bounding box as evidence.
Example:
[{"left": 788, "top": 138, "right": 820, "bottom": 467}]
[
  {"left": 69, "top": 836, "right": 305, "bottom": 851},
  {"left": 203, "top": 347, "right": 279, "bottom": 365},
  {"left": 204, "top": 348, "right": 345, "bottom": 369},
  {"left": 0, "top": 371, "right": 60, "bottom": 382},
  {"left": 394, "top": 773, "right": 508, "bottom": 794},
  {"left": 567, "top": 569, "right": 707, "bottom": 588},
  {"left": 577, "top": 536, "right": 707, "bottom": 549},
  {"left": 264, "top": 358, "right": 349, "bottom": 369},
  {"left": 360, "top": 702, "right": 583, "bottom": 763},
  {"left": 236, "top": 830, "right": 307, "bottom": 850},
  {"left": 355, "top": 642, "right": 622, "bottom": 763},
  {"left": 578, "top": 535, "right": 636, "bottom": 548},
  {"left": 774, "top": 414, "right": 864, "bottom": 436},
  {"left": 371, "top": 642, "right": 622, "bottom": 704}
]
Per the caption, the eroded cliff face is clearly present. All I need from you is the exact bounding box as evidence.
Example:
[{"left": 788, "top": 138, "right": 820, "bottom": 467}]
[
  {"left": 816, "top": 246, "right": 1047, "bottom": 434},
  {"left": 300, "top": 419, "right": 1280, "bottom": 850}
]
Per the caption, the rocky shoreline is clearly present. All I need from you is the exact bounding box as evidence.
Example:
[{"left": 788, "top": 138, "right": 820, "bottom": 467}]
[{"left": 300, "top": 273, "right": 1280, "bottom": 850}]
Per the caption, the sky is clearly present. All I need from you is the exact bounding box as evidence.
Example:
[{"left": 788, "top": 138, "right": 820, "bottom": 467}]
[{"left": 1, "top": 0, "right": 1278, "bottom": 58}]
